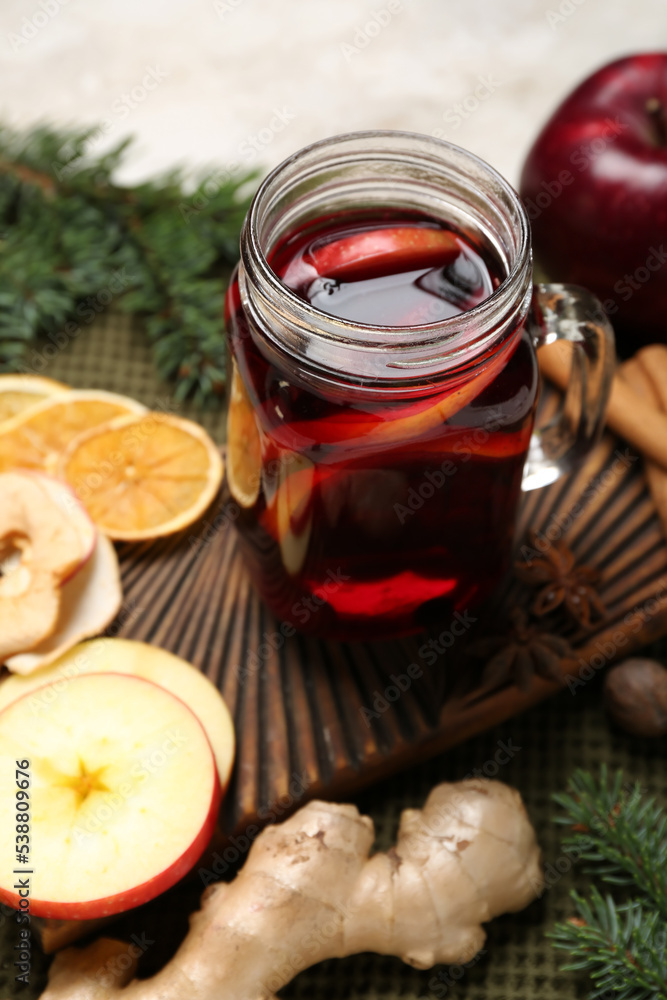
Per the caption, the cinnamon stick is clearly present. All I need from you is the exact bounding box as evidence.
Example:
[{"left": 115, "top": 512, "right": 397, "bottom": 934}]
[
  {"left": 634, "top": 344, "right": 667, "bottom": 411},
  {"left": 620, "top": 355, "right": 667, "bottom": 541},
  {"left": 538, "top": 340, "right": 667, "bottom": 472}
]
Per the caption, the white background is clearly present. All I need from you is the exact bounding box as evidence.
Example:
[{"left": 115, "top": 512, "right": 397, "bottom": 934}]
[{"left": 2, "top": 0, "right": 666, "bottom": 188}]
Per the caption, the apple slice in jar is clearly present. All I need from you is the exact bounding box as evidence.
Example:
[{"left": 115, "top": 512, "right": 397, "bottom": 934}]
[
  {"left": 280, "top": 226, "right": 461, "bottom": 287},
  {"left": 261, "top": 453, "right": 315, "bottom": 576},
  {"left": 0, "top": 673, "right": 221, "bottom": 919},
  {"left": 0, "top": 639, "right": 236, "bottom": 793},
  {"left": 274, "top": 359, "right": 507, "bottom": 458},
  {"left": 411, "top": 424, "right": 533, "bottom": 461}
]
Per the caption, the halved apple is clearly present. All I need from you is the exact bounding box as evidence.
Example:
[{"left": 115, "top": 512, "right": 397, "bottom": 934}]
[
  {"left": 0, "top": 672, "right": 221, "bottom": 919},
  {"left": 0, "top": 638, "right": 235, "bottom": 792}
]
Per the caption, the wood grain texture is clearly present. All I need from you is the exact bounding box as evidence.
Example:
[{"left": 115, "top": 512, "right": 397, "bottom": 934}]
[{"left": 110, "top": 412, "right": 667, "bottom": 842}]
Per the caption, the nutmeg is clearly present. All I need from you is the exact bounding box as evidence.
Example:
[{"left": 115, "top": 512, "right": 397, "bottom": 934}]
[{"left": 603, "top": 658, "right": 667, "bottom": 737}]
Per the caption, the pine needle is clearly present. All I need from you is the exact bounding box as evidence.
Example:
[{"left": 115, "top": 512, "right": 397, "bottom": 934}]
[
  {"left": 550, "top": 767, "right": 667, "bottom": 1000},
  {"left": 0, "top": 122, "right": 256, "bottom": 406}
]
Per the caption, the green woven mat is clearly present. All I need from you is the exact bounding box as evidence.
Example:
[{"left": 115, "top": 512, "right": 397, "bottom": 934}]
[{"left": 2, "top": 313, "right": 666, "bottom": 1000}]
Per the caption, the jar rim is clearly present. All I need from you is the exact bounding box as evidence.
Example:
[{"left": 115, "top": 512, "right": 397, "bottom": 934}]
[{"left": 240, "top": 130, "right": 533, "bottom": 385}]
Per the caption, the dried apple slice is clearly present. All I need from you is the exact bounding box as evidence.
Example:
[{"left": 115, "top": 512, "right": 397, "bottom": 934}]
[
  {"left": 0, "top": 472, "right": 83, "bottom": 578},
  {"left": 5, "top": 535, "right": 123, "bottom": 675},
  {"left": 0, "top": 639, "right": 235, "bottom": 791},
  {"left": 0, "top": 568, "right": 61, "bottom": 666},
  {"left": 0, "top": 472, "right": 85, "bottom": 661},
  {"left": 226, "top": 359, "right": 261, "bottom": 508},
  {"left": 26, "top": 473, "right": 97, "bottom": 581}
]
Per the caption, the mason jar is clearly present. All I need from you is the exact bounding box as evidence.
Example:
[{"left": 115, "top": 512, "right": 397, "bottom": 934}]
[{"left": 224, "top": 131, "right": 614, "bottom": 641}]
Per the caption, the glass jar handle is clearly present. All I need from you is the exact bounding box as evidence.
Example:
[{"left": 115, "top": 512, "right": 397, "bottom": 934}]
[{"left": 522, "top": 283, "right": 616, "bottom": 491}]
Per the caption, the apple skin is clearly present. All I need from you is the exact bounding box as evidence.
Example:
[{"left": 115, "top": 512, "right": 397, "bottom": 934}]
[{"left": 519, "top": 53, "right": 667, "bottom": 351}]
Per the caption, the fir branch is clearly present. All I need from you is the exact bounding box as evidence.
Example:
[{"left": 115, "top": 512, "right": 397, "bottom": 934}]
[
  {"left": 0, "top": 122, "right": 256, "bottom": 405},
  {"left": 553, "top": 766, "right": 667, "bottom": 916},
  {"left": 550, "top": 768, "right": 667, "bottom": 1000},
  {"left": 552, "top": 889, "right": 667, "bottom": 1000}
]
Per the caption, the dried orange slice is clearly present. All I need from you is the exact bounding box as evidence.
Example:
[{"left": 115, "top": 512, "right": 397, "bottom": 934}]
[
  {"left": 0, "top": 390, "right": 147, "bottom": 475},
  {"left": 226, "top": 359, "right": 261, "bottom": 508},
  {"left": 58, "top": 412, "right": 224, "bottom": 541},
  {"left": 0, "top": 375, "right": 69, "bottom": 429}
]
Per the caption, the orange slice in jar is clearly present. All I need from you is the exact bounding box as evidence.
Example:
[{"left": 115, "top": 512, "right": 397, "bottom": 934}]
[
  {"left": 226, "top": 359, "right": 262, "bottom": 508},
  {"left": 281, "top": 226, "right": 461, "bottom": 287},
  {"left": 58, "top": 413, "right": 223, "bottom": 541},
  {"left": 0, "top": 375, "right": 70, "bottom": 429},
  {"left": 0, "top": 390, "right": 147, "bottom": 475}
]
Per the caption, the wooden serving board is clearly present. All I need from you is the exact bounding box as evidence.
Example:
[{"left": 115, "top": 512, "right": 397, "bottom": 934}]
[{"left": 111, "top": 420, "right": 667, "bottom": 843}]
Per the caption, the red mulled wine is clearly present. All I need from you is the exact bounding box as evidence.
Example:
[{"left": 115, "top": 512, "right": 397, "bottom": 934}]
[{"left": 225, "top": 208, "right": 538, "bottom": 640}]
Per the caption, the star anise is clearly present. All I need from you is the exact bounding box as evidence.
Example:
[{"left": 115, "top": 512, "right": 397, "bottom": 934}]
[
  {"left": 515, "top": 531, "right": 607, "bottom": 629},
  {"left": 468, "top": 607, "right": 572, "bottom": 692}
]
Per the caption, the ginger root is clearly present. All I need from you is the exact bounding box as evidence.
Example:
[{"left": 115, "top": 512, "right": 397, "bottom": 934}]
[{"left": 40, "top": 779, "right": 543, "bottom": 1000}]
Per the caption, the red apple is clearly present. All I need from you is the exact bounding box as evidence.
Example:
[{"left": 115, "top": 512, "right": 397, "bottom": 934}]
[
  {"left": 0, "top": 672, "right": 221, "bottom": 918},
  {"left": 519, "top": 53, "right": 667, "bottom": 351}
]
